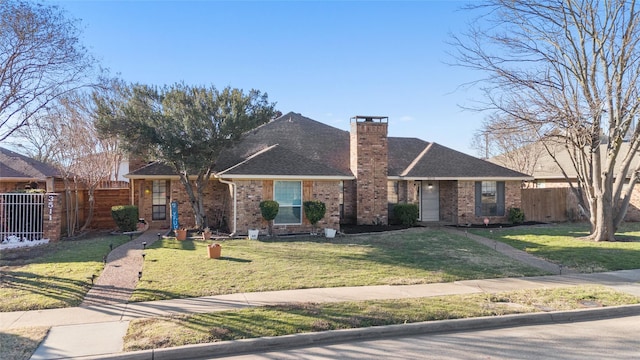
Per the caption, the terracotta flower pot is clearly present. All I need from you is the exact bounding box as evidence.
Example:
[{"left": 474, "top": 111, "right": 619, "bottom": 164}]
[
  {"left": 176, "top": 229, "right": 187, "bottom": 241},
  {"left": 207, "top": 243, "right": 221, "bottom": 259},
  {"left": 203, "top": 231, "right": 212, "bottom": 240}
]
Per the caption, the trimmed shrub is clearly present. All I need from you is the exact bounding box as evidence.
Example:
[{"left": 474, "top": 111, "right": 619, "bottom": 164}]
[
  {"left": 259, "top": 200, "right": 279, "bottom": 236},
  {"left": 259, "top": 200, "right": 279, "bottom": 221},
  {"left": 393, "top": 203, "right": 419, "bottom": 226},
  {"left": 111, "top": 205, "right": 139, "bottom": 232},
  {"left": 303, "top": 201, "right": 326, "bottom": 226},
  {"left": 508, "top": 207, "right": 525, "bottom": 224}
]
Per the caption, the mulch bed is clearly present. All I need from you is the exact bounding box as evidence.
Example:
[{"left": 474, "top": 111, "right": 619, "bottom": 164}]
[
  {"left": 340, "top": 224, "right": 412, "bottom": 234},
  {"left": 448, "top": 221, "right": 547, "bottom": 229}
]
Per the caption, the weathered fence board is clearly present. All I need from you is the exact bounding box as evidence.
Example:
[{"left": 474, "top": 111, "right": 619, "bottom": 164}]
[{"left": 521, "top": 188, "right": 569, "bottom": 222}]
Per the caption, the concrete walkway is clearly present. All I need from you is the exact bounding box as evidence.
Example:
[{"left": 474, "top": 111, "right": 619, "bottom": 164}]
[{"left": 1, "top": 228, "right": 639, "bottom": 359}]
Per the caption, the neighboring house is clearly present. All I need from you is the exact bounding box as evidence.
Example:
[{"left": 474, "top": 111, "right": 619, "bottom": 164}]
[
  {"left": 490, "top": 142, "right": 640, "bottom": 221},
  {"left": 0, "top": 147, "right": 62, "bottom": 192},
  {"left": 125, "top": 112, "right": 532, "bottom": 235}
]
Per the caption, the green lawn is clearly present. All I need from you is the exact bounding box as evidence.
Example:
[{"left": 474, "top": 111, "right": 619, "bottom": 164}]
[
  {"left": 0, "top": 235, "right": 132, "bottom": 312},
  {"left": 123, "top": 285, "right": 639, "bottom": 351},
  {"left": 130, "top": 228, "right": 549, "bottom": 302},
  {"left": 469, "top": 222, "right": 640, "bottom": 272}
]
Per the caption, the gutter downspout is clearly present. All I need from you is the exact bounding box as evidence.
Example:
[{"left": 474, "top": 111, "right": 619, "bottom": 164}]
[{"left": 215, "top": 176, "right": 237, "bottom": 236}]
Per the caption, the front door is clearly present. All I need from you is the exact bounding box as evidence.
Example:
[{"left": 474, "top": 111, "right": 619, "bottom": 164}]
[{"left": 420, "top": 181, "right": 439, "bottom": 222}]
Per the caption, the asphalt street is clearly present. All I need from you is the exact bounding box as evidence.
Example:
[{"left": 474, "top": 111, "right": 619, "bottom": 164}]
[{"left": 213, "top": 315, "right": 640, "bottom": 360}]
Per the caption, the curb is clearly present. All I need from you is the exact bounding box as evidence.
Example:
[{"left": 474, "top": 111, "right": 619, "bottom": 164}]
[{"left": 74, "top": 304, "right": 640, "bottom": 360}]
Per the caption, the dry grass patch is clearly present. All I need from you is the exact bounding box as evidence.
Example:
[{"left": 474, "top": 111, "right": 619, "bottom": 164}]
[
  {"left": 124, "top": 285, "right": 638, "bottom": 351},
  {"left": 0, "top": 327, "right": 49, "bottom": 360}
]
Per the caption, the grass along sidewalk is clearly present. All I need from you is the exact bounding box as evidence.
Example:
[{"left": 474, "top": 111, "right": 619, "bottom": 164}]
[
  {"left": 469, "top": 222, "right": 640, "bottom": 272},
  {"left": 0, "top": 326, "right": 49, "bottom": 360},
  {"left": 131, "top": 227, "right": 549, "bottom": 302},
  {"left": 123, "top": 285, "right": 640, "bottom": 351},
  {"left": 0, "top": 234, "right": 132, "bottom": 312}
]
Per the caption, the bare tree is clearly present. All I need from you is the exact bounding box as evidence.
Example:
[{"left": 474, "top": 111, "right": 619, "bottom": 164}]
[
  {"left": 0, "top": 0, "right": 93, "bottom": 142},
  {"left": 453, "top": 0, "right": 640, "bottom": 241},
  {"left": 472, "top": 113, "right": 545, "bottom": 178},
  {"left": 46, "top": 86, "right": 121, "bottom": 235}
]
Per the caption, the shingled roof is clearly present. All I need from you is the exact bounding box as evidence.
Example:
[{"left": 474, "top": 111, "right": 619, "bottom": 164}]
[
  {"left": 126, "top": 111, "right": 531, "bottom": 180},
  {"left": 398, "top": 142, "right": 531, "bottom": 180},
  {"left": 0, "top": 147, "right": 60, "bottom": 180}
]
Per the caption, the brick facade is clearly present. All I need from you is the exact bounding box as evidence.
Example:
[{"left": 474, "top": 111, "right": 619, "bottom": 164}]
[
  {"left": 349, "top": 119, "right": 388, "bottom": 225},
  {"left": 456, "top": 180, "right": 522, "bottom": 224},
  {"left": 438, "top": 180, "right": 458, "bottom": 223},
  {"left": 233, "top": 179, "right": 341, "bottom": 236},
  {"left": 43, "top": 193, "right": 63, "bottom": 242}
]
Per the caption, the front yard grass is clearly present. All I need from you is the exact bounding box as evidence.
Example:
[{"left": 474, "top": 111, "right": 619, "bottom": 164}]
[
  {"left": 0, "top": 235, "right": 132, "bottom": 312},
  {"left": 123, "top": 285, "right": 639, "bottom": 351},
  {"left": 130, "top": 228, "right": 549, "bottom": 302},
  {"left": 0, "top": 327, "right": 49, "bottom": 360},
  {"left": 469, "top": 222, "right": 640, "bottom": 272}
]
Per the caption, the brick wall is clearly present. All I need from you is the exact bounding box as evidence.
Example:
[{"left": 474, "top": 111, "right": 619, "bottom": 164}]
[
  {"left": 457, "top": 180, "right": 522, "bottom": 224},
  {"left": 350, "top": 120, "right": 388, "bottom": 225},
  {"left": 341, "top": 180, "right": 357, "bottom": 224},
  {"left": 439, "top": 180, "right": 458, "bottom": 223},
  {"left": 133, "top": 178, "right": 230, "bottom": 230},
  {"left": 43, "top": 193, "right": 63, "bottom": 242},
  {"left": 234, "top": 179, "right": 341, "bottom": 235},
  {"left": 235, "top": 180, "right": 264, "bottom": 234}
]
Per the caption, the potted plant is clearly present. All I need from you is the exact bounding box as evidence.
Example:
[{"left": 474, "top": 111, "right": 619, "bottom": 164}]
[
  {"left": 303, "top": 200, "right": 326, "bottom": 235},
  {"left": 175, "top": 228, "right": 187, "bottom": 241},
  {"left": 202, "top": 227, "right": 212, "bottom": 240},
  {"left": 259, "top": 200, "right": 279, "bottom": 236},
  {"left": 207, "top": 243, "right": 222, "bottom": 259}
]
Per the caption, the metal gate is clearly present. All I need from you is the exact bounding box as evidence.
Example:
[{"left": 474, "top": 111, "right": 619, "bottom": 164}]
[{"left": 0, "top": 193, "right": 45, "bottom": 242}]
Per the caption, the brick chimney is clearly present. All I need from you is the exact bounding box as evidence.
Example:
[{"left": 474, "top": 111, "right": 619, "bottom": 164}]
[{"left": 350, "top": 116, "right": 389, "bottom": 225}]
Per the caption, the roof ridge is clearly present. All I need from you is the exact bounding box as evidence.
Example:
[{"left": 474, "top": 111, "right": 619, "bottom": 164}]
[{"left": 400, "top": 142, "right": 433, "bottom": 177}]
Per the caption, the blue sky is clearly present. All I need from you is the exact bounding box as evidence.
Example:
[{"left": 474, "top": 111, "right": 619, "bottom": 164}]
[{"left": 55, "top": 0, "right": 484, "bottom": 155}]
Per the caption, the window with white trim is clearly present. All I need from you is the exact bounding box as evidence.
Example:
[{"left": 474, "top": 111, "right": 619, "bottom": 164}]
[
  {"left": 152, "top": 180, "right": 167, "bottom": 220},
  {"left": 274, "top": 181, "right": 302, "bottom": 224}
]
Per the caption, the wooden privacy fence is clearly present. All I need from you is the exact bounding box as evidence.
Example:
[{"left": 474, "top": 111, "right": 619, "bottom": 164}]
[
  {"left": 521, "top": 188, "right": 578, "bottom": 223},
  {"left": 59, "top": 188, "right": 131, "bottom": 235}
]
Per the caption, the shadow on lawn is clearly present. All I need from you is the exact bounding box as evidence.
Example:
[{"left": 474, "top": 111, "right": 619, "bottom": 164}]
[{"left": 0, "top": 271, "right": 89, "bottom": 309}]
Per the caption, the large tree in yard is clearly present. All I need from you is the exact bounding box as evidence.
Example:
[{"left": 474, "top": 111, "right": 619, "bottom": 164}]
[
  {"left": 0, "top": 0, "right": 93, "bottom": 142},
  {"left": 453, "top": 0, "right": 640, "bottom": 241},
  {"left": 95, "top": 83, "right": 276, "bottom": 229}
]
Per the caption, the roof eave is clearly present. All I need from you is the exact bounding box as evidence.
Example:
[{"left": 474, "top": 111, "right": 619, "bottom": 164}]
[
  {"left": 388, "top": 176, "right": 534, "bottom": 181},
  {"left": 218, "top": 174, "right": 355, "bottom": 180}
]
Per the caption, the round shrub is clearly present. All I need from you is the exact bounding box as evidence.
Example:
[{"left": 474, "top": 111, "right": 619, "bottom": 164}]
[
  {"left": 111, "top": 205, "right": 139, "bottom": 232},
  {"left": 508, "top": 207, "right": 525, "bottom": 224},
  {"left": 393, "top": 203, "right": 419, "bottom": 226},
  {"left": 259, "top": 200, "right": 279, "bottom": 221},
  {"left": 303, "top": 200, "right": 326, "bottom": 226}
]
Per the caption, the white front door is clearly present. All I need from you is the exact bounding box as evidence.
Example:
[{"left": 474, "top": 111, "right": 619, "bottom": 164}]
[{"left": 421, "top": 181, "right": 439, "bottom": 221}]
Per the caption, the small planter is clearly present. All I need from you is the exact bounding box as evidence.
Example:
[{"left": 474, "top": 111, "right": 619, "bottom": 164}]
[
  {"left": 202, "top": 231, "right": 212, "bottom": 240},
  {"left": 175, "top": 229, "right": 187, "bottom": 241},
  {"left": 207, "top": 243, "right": 222, "bottom": 259},
  {"left": 324, "top": 228, "right": 337, "bottom": 238},
  {"left": 248, "top": 229, "right": 259, "bottom": 240}
]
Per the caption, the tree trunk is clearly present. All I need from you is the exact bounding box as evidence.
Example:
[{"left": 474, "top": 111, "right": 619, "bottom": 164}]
[
  {"left": 588, "top": 193, "right": 617, "bottom": 241},
  {"left": 178, "top": 172, "right": 210, "bottom": 230},
  {"left": 80, "top": 187, "right": 95, "bottom": 232}
]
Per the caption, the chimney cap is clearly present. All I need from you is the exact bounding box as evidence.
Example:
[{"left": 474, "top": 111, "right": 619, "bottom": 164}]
[{"left": 351, "top": 116, "right": 388, "bottom": 123}]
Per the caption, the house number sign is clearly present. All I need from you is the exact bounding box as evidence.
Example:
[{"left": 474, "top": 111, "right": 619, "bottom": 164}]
[{"left": 48, "top": 195, "right": 55, "bottom": 221}]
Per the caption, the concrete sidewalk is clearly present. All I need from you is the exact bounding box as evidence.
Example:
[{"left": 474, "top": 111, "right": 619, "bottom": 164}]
[{"left": 2, "top": 270, "right": 640, "bottom": 359}]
